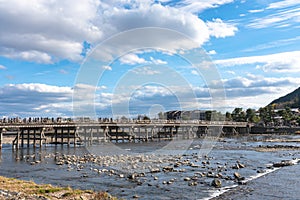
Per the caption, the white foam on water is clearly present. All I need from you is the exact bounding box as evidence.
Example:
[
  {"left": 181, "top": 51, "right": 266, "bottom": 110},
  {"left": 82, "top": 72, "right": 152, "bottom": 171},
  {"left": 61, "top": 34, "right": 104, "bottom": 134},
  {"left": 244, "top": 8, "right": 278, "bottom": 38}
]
[
  {"left": 202, "top": 158, "right": 300, "bottom": 200},
  {"left": 201, "top": 184, "right": 238, "bottom": 200}
]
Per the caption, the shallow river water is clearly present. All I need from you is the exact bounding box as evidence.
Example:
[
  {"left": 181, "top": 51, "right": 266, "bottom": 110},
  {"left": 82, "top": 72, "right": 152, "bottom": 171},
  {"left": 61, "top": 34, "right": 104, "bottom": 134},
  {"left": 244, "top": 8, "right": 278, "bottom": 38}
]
[{"left": 0, "top": 134, "right": 300, "bottom": 199}]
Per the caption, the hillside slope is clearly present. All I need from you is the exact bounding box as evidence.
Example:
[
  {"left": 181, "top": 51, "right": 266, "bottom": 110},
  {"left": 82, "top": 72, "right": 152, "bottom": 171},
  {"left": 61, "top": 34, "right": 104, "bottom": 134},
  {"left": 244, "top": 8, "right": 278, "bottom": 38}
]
[{"left": 269, "top": 87, "right": 300, "bottom": 109}]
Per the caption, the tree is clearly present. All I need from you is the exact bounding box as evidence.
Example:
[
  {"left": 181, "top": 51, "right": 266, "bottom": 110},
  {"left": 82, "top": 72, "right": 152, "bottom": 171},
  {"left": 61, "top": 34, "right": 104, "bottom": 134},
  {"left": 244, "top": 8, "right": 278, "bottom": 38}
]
[
  {"left": 205, "top": 111, "right": 212, "bottom": 121},
  {"left": 120, "top": 116, "right": 128, "bottom": 122},
  {"left": 246, "top": 108, "right": 256, "bottom": 123},
  {"left": 231, "top": 108, "right": 246, "bottom": 122},
  {"left": 143, "top": 115, "right": 150, "bottom": 121},
  {"left": 259, "top": 105, "right": 275, "bottom": 125},
  {"left": 225, "top": 112, "right": 232, "bottom": 121}
]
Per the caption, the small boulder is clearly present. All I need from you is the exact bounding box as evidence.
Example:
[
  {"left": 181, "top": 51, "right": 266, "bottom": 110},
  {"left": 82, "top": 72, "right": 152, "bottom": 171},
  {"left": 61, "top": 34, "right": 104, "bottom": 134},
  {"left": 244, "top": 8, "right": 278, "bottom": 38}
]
[
  {"left": 238, "top": 163, "right": 245, "bottom": 168},
  {"left": 150, "top": 168, "right": 161, "bottom": 173},
  {"left": 163, "top": 166, "right": 174, "bottom": 172},
  {"left": 188, "top": 182, "right": 198, "bottom": 186},
  {"left": 211, "top": 178, "right": 222, "bottom": 188},
  {"left": 234, "top": 172, "right": 241, "bottom": 179},
  {"left": 232, "top": 164, "right": 239, "bottom": 169},
  {"left": 273, "top": 160, "right": 294, "bottom": 167},
  {"left": 128, "top": 173, "right": 137, "bottom": 180}
]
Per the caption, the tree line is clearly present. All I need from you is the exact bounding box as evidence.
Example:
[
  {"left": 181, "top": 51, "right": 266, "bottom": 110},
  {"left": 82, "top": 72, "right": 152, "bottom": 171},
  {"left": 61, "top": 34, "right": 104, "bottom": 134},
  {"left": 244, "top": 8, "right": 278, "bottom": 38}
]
[{"left": 225, "top": 105, "right": 300, "bottom": 126}]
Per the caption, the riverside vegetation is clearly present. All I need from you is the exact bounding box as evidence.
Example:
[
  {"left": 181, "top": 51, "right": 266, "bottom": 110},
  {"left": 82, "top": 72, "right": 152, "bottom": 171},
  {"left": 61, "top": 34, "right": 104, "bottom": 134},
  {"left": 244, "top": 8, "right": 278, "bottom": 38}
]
[{"left": 0, "top": 176, "right": 117, "bottom": 200}]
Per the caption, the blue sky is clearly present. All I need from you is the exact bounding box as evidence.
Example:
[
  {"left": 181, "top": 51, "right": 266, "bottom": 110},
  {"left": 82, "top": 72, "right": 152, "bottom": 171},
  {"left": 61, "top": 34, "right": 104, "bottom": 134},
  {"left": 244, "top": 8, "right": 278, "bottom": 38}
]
[{"left": 0, "top": 0, "right": 300, "bottom": 118}]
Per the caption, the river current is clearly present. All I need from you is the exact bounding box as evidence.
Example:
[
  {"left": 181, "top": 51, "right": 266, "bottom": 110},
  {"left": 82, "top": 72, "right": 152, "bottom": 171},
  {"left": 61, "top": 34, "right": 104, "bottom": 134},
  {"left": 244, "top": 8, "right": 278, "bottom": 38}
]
[{"left": 0, "top": 134, "right": 300, "bottom": 199}]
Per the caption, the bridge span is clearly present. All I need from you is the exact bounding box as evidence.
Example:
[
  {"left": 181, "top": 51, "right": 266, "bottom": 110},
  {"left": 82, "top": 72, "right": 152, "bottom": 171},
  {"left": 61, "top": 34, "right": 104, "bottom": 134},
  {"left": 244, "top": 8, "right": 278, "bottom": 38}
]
[{"left": 0, "top": 120, "right": 250, "bottom": 149}]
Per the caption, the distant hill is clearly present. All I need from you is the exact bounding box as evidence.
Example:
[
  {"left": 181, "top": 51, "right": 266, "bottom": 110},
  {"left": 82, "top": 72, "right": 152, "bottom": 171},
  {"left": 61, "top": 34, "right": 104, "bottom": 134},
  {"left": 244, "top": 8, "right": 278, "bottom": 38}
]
[{"left": 269, "top": 87, "right": 300, "bottom": 109}]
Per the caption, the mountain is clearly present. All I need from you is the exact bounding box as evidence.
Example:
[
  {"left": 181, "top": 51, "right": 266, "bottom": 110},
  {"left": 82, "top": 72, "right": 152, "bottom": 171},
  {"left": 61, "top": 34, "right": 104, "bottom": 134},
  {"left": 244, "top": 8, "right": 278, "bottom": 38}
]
[{"left": 269, "top": 87, "right": 300, "bottom": 109}]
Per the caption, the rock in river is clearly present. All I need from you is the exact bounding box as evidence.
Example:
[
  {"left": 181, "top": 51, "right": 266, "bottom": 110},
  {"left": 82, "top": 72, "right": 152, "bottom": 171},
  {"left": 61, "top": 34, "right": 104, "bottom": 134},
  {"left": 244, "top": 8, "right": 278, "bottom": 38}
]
[
  {"left": 150, "top": 168, "right": 161, "bottom": 173},
  {"left": 273, "top": 160, "right": 294, "bottom": 167},
  {"left": 211, "top": 178, "right": 222, "bottom": 188},
  {"left": 234, "top": 172, "right": 241, "bottom": 179}
]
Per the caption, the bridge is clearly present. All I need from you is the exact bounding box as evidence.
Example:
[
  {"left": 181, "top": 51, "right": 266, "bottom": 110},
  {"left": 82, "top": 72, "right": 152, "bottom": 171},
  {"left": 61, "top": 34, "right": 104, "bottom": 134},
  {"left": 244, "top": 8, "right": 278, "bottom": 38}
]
[{"left": 0, "top": 120, "right": 250, "bottom": 149}]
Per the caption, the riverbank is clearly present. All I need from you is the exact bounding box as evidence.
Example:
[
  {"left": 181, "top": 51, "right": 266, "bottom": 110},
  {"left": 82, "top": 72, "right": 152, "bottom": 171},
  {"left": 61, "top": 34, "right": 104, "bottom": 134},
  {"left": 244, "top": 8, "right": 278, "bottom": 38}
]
[
  {"left": 211, "top": 160, "right": 300, "bottom": 200},
  {"left": 0, "top": 176, "right": 117, "bottom": 200}
]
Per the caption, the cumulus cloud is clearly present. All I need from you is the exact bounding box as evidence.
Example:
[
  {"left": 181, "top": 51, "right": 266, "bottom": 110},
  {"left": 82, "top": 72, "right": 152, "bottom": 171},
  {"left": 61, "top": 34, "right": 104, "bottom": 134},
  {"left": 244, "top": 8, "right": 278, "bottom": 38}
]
[
  {"left": 212, "top": 75, "right": 300, "bottom": 110},
  {"left": 102, "top": 65, "right": 112, "bottom": 70},
  {"left": 0, "top": 83, "right": 73, "bottom": 117},
  {"left": 208, "top": 50, "right": 217, "bottom": 55},
  {"left": 120, "top": 53, "right": 148, "bottom": 65},
  {"left": 221, "top": 76, "right": 300, "bottom": 89},
  {"left": 191, "top": 70, "right": 199, "bottom": 75},
  {"left": 215, "top": 51, "right": 300, "bottom": 73},
  {"left": 206, "top": 18, "right": 238, "bottom": 38},
  {"left": 0, "top": 0, "right": 101, "bottom": 63},
  {"left": 1, "top": 76, "right": 300, "bottom": 117},
  {"left": 150, "top": 57, "right": 167, "bottom": 65},
  {"left": 0, "top": 0, "right": 237, "bottom": 64}
]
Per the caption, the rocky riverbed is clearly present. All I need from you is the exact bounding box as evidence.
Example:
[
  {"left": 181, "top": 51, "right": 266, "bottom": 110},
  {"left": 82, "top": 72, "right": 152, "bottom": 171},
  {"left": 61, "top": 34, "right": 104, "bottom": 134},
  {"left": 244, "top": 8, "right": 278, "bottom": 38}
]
[{"left": 1, "top": 134, "right": 300, "bottom": 199}]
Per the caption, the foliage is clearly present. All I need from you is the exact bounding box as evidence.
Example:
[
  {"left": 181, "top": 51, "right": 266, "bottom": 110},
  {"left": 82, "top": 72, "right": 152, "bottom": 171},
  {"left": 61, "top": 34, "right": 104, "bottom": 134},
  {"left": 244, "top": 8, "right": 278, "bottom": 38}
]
[{"left": 231, "top": 108, "right": 246, "bottom": 122}]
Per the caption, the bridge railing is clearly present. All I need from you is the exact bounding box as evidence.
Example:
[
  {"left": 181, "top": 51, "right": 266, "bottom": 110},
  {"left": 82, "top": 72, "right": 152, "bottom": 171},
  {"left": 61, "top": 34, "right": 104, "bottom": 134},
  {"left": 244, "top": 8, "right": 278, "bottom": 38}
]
[{"left": 0, "top": 119, "right": 249, "bottom": 127}]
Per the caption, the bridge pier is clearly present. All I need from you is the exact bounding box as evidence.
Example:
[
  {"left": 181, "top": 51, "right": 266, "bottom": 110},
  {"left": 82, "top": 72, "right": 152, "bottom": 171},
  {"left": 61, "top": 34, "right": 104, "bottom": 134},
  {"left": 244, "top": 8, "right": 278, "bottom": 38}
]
[
  {"left": 0, "top": 128, "right": 3, "bottom": 149},
  {"left": 0, "top": 121, "right": 250, "bottom": 149}
]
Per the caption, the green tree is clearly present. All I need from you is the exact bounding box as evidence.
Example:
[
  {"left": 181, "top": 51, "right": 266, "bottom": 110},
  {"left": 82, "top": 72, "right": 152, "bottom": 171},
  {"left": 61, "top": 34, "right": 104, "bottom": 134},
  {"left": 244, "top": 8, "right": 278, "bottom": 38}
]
[
  {"left": 246, "top": 108, "right": 256, "bottom": 123},
  {"left": 205, "top": 111, "right": 212, "bottom": 121},
  {"left": 259, "top": 105, "right": 275, "bottom": 124},
  {"left": 231, "top": 108, "right": 246, "bottom": 122},
  {"left": 225, "top": 112, "right": 232, "bottom": 121}
]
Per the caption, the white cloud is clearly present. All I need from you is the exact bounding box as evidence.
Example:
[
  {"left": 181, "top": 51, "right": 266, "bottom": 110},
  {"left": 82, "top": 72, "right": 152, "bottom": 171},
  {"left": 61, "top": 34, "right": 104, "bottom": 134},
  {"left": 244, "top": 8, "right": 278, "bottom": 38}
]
[
  {"left": 247, "top": 6, "right": 300, "bottom": 29},
  {"left": 248, "top": 9, "right": 264, "bottom": 13},
  {"left": 0, "top": 0, "right": 239, "bottom": 64},
  {"left": 208, "top": 50, "right": 217, "bottom": 55},
  {"left": 191, "top": 70, "right": 199, "bottom": 75},
  {"left": 175, "top": 0, "right": 234, "bottom": 13},
  {"left": 8, "top": 83, "right": 72, "bottom": 93},
  {"left": 1, "top": 50, "right": 53, "bottom": 64},
  {"left": 206, "top": 18, "right": 238, "bottom": 38},
  {"left": 150, "top": 57, "right": 167, "bottom": 65},
  {"left": 0, "top": 83, "right": 73, "bottom": 117},
  {"left": 120, "top": 53, "right": 148, "bottom": 65},
  {"left": 215, "top": 51, "right": 300, "bottom": 73},
  {"left": 1, "top": 77, "right": 300, "bottom": 117},
  {"left": 226, "top": 70, "right": 235, "bottom": 75},
  {"left": 267, "top": 0, "right": 300, "bottom": 9},
  {"left": 220, "top": 76, "right": 300, "bottom": 110},
  {"left": 0, "top": 65, "right": 6, "bottom": 70},
  {"left": 102, "top": 65, "right": 112, "bottom": 71},
  {"left": 0, "top": 0, "right": 102, "bottom": 63}
]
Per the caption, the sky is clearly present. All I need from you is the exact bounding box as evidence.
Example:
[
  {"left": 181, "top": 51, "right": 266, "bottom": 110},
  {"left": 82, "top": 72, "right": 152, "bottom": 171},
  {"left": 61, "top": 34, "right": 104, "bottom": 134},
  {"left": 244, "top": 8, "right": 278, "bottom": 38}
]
[{"left": 0, "top": 0, "right": 300, "bottom": 118}]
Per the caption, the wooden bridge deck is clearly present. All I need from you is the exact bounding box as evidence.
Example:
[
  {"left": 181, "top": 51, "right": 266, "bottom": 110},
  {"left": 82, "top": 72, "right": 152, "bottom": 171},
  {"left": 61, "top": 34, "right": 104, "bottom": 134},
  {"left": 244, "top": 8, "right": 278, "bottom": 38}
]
[{"left": 0, "top": 121, "right": 250, "bottom": 149}]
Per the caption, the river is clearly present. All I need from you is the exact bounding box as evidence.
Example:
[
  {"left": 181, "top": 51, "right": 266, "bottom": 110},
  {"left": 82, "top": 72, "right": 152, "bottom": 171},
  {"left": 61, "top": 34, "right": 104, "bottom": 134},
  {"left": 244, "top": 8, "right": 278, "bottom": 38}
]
[{"left": 0, "top": 134, "right": 300, "bottom": 199}]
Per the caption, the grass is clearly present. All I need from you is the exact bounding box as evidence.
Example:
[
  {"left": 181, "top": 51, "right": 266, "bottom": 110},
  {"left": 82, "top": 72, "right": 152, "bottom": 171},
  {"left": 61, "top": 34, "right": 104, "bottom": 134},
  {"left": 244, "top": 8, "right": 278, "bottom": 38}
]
[{"left": 0, "top": 176, "right": 118, "bottom": 199}]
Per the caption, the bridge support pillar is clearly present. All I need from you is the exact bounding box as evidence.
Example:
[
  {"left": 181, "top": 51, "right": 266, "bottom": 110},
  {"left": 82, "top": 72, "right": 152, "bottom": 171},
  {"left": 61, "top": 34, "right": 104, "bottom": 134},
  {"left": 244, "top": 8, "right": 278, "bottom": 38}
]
[{"left": 0, "top": 129, "right": 3, "bottom": 149}]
